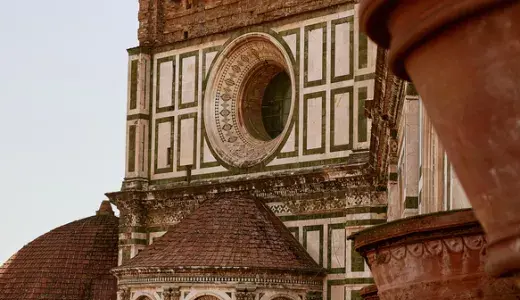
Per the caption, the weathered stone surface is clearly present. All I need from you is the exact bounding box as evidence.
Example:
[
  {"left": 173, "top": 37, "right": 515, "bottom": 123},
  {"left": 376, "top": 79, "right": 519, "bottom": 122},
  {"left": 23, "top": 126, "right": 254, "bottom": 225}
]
[{"left": 138, "top": 0, "right": 356, "bottom": 47}]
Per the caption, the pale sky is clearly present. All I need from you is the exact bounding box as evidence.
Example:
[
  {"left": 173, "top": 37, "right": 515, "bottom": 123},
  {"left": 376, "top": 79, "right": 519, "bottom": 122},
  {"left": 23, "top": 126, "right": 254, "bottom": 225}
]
[{"left": 0, "top": 1, "right": 139, "bottom": 263}]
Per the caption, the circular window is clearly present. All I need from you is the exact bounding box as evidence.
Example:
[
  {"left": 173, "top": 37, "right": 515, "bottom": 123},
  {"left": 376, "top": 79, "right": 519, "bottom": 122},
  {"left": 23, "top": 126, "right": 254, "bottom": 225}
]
[{"left": 204, "top": 33, "right": 295, "bottom": 169}]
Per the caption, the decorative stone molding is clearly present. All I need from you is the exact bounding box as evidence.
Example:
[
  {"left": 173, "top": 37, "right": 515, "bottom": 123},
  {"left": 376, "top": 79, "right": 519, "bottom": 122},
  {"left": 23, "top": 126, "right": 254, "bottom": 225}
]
[
  {"left": 115, "top": 273, "right": 323, "bottom": 289},
  {"left": 305, "top": 291, "right": 322, "bottom": 300},
  {"left": 118, "top": 288, "right": 131, "bottom": 300},
  {"left": 350, "top": 209, "right": 520, "bottom": 299},
  {"left": 367, "top": 48, "right": 406, "bottom": 188},
  {"left": 163, "top": 287, "right": 181, "bottom": 300},
  {"left": 203, "top": 32, "right": 296, "bottom": 169},
  {"left": 236, "top": 292, "right": 256, "bottom": 300}
]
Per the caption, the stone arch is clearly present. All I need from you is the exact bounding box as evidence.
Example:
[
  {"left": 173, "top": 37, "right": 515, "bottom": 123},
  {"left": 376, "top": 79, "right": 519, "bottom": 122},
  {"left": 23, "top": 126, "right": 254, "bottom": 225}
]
[
  {"left": 195, "top": 296, "right": 221, "bottom": 300},
  {"left": 132, "top": 292, "right": 159, "bottom": 300},
  {"left": 263, "top": 293, "right": 300, "bottom": 300},
  {"left": 272, "top": 297, "right": 296, "bottom": 300},
  {"left": 184, "top": 291, "right": 229, "bottom": 300}
]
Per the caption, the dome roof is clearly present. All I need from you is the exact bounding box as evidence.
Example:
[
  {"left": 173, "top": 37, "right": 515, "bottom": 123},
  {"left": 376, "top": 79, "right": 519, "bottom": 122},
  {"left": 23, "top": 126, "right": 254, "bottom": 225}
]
[
  {"left": 0, "top": 201, "right": 119, "bottom": 300},
  {"left": 116, "top": 195, "right": 323, "bottom": 275}
]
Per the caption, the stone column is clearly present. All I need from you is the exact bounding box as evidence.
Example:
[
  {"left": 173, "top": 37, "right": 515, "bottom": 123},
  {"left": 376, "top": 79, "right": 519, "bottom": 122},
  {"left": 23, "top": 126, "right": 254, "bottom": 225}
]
[{"left": 401, "top": 83, "right": 420, "bottom": 218}]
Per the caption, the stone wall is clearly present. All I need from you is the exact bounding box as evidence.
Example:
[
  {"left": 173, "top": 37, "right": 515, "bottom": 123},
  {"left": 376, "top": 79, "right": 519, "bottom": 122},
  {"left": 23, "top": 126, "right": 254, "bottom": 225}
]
[
  {"left": 138, "top": 0, "right": 357, "bottom": 48},
  {"left": 125, "top": 6, "right": 377, "bottom": 187}
]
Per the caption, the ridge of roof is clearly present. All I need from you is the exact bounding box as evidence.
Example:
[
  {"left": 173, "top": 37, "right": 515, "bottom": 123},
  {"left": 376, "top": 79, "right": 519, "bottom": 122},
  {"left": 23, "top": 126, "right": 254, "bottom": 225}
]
[{"left": 116, "top": 195, "right": 324, "bottom": 275}]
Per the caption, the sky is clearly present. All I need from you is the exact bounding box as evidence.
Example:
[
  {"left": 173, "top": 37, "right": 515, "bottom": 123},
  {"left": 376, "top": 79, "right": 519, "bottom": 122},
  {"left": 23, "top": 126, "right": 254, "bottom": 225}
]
[{"left": 0, "top": 1, "right": 139, "bottom": 263}]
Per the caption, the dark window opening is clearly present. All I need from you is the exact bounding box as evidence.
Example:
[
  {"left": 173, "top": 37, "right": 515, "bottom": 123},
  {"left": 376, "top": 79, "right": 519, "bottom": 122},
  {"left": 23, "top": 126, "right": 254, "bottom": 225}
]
[{"left": 261, "top": 71, "right": 292, "bottom": 139}]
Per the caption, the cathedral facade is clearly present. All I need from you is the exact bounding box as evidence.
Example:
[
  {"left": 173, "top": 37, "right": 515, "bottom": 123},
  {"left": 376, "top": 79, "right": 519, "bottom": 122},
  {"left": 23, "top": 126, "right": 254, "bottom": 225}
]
[
  {"left": 3, "top": 1, "right": 502, "bottom": 300},
  {"left": 110, "top": 1, "right": 382, "bottom": 300}
]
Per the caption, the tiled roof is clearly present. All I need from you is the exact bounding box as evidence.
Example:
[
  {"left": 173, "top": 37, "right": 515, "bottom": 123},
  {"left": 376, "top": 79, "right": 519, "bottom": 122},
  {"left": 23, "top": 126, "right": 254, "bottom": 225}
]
[
  {"left": 0, "top": 201, "right": 119, "bottom": 300},
  {"left": 119, "top": 195, "right": 323, "bottom": 274}
]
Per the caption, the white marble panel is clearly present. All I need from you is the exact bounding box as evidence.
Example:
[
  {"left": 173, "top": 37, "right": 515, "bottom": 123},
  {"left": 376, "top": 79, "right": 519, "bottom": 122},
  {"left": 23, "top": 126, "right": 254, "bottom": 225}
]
[
  {"left": 334, "top": 91, "right": 350, "bottom": 146},
  {"left": 203, "top": 138, "right": 217, "bottom": 163},
  {"left": 283, "top": 34, "right": 297, "bottom": 58},
  {"left": 306, "top": 230, "right": 321, "bottom": 264},
  {"left": 181, "top": 56, "right": 197, "bottom": 104},
  {"left": 157, "top": 121, "right": 171, "bottom": 168},
  {"left": 280, "top": 126, "right": 296, "bottom": 153},
  {"left": 331, "top": 285, "right": 345, "bottom": 300},
  {"left": 307, "top": 97, "right": 323, "bottom": 149},
  {"left": 158, "top": 61, "right": 173, "bottom": 108},
  {"left": 307, "top": 28, "right": 324, "bottom": 82},
  {"left": 334, "top": 22, "right": 350, "bottom": 77},
  {"left": 205, "top": 51, "right": 217, "bottom": 77},
  {"left": 330, "top": 228, "right": 346, "bottom": 269},
  {"left": 179, "top": 117, "right": 195, "bottom": 166}
]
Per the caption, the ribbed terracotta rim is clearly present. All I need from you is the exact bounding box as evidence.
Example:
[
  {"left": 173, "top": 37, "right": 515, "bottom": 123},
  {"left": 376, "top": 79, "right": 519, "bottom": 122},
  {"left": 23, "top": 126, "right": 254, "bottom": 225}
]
[
  {"left": 349, "top": 209, "right": 481, "bottom": 252},
  {"left": 359, "top": 0, "right": 516, "bottom": 80}
]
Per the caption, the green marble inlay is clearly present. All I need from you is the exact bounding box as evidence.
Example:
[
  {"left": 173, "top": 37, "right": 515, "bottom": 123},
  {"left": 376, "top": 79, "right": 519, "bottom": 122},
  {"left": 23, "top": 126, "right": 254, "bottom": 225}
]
[
  {"left": 155, "top": 56, "right": 176, "bottom": 113},
  {"left": 406, "top": 82, "right": 419, "bottom": 96},
  {"left": 330, "top": 86, "right": 354, "bottom": 152},
  {"left": 405, "top": 196, "right": 419, "bottom": 209},
  {"left": 304, "top": 22, "right": 327, "bottom": 88},
  {"left": 128, "top": 125, "right": 137, "bottom": 173},
  {"left": 351, "top": 290, "right": 362, "bottom": 300},
  {"left": 288, "top": 227, "right": 300, "bottom": 242},
  {"left": 351, "top": 240, "right": 365, "bottom": 272},
  {"left": 358, "top": 33, "right": 368, "bottom": 69},
  {"left": 130, "top": 60, "right": 138, "bottom": 110},
  {"left": 303, "top": 91, "right": 326, "bottom": 155},
  {"left": 176, "top": 113, "right": 198, "bottom": 171},
  {"left": 303, "top": 225, "right": 324, "bottom": 266},
  {"left": 154, "top": 116, "right": 175, "bottom": 174},
  {"left": 328, "top": 223, "right": 346, "bottom": 274},
  {"left": 178, "top": 50, "right": 199, "bottom": 110},
  {"left": 331, "top": 16, "right": 354, "bottom": 83},
  {"left": 358, "top": 87, "right": 368, "bottom": 143}
]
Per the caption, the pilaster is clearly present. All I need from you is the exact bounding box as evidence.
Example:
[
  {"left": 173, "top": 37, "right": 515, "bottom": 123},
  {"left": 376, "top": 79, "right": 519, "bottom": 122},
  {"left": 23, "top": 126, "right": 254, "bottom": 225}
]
[
  {"left": 125, "top": 46, "right": 152, "bottom": 190},
  {"left": 110, "top": 192, "right": 148, "bottom": 266},
  {"left": 401, "top": 84, "right": 420, "bottom": 218}
]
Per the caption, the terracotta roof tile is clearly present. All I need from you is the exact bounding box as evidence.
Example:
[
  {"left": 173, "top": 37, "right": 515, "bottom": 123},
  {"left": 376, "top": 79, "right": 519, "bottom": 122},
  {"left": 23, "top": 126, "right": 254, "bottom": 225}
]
[
  {"left": 119, "top": 196, "right": 323, "bottom": 274},
  {"left": 0, "top": 205, "right": 119, "bottom": 300}
]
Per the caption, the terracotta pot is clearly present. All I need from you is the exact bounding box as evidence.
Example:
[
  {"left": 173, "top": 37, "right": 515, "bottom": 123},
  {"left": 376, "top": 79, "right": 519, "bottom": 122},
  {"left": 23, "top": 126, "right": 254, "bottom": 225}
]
[
  {"left": 349, "top": 209, "right": 520, "bottom": 300},
  {"left": 359, "top": 0, "right": 520, "bottom": 278},
  {"left": 360, "top": 285, "right": 379, "bottom": 300}
]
